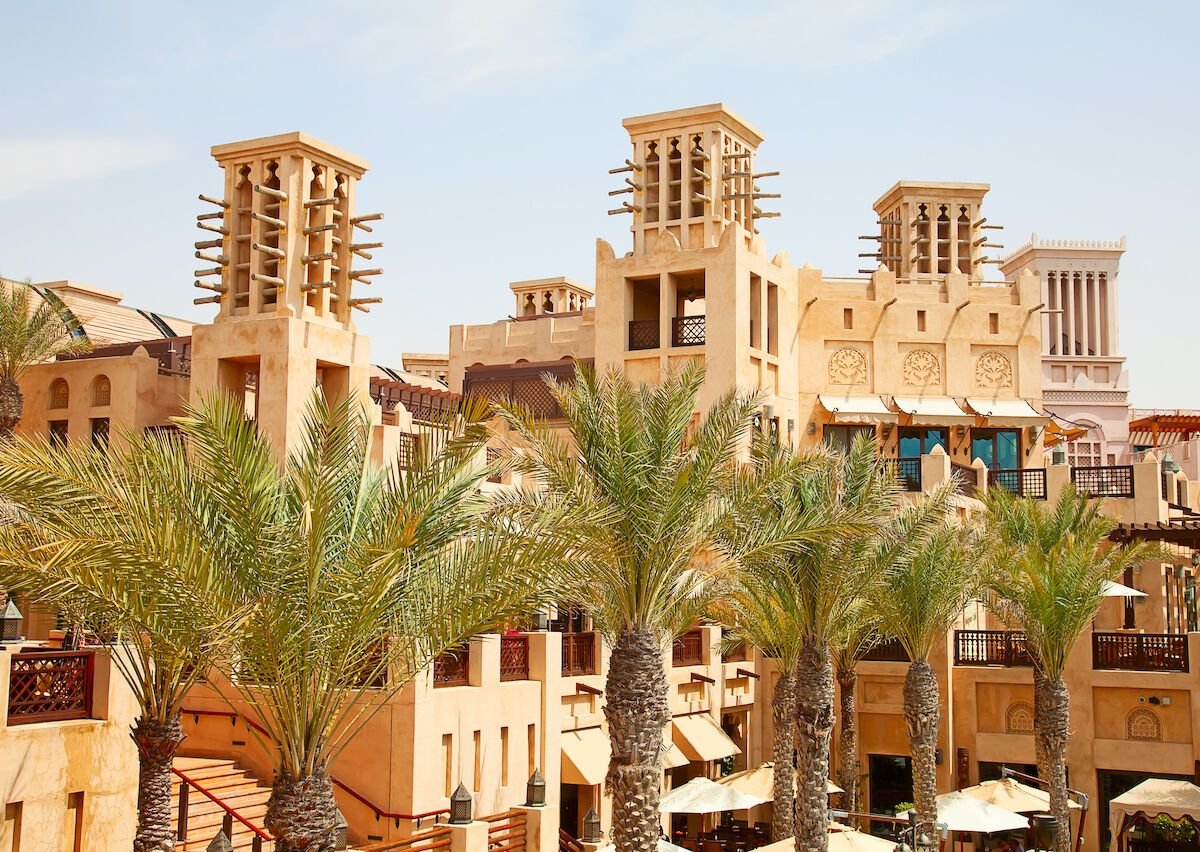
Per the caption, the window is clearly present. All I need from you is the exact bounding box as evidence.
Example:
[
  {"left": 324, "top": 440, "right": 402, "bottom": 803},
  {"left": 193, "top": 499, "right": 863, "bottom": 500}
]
[
  {"left": 90, "top": 418, "right": 109, "bottom": 449},
  {"left": 989, "top": 313, "right": 999, "bottom": 334},
  {"left": 843, "top": 308, "right": 854, "bottom": 329},
  {"left": 1068, "top": 439, "right": 1102, "bottom": 468},
  {"left": 49, "top": 420, "right": 68, "bottom": 446},
  {"left": 501, "top": 726, "right": 510, "bottom": 786},
  {"left": 971, "top": 429, "right": 1021, "bottom": 470},
  {"left": 473, "top": 730, "right": 482, "bottom": 791},
  {"left": 898, "top": 428, "right": 947, "bottom": 458},
  {"left": 916, "top": 310, "right": 926, "bottom": 332},
  {"left": 823, "top": 425, "right": 876, "bottom": 453},
  {"left": 442, "top": 734, "right": 453, "bottom": 797},
  {"left": 90, "top": 375, "right": 111, "bottom": 407},
  {"left": 49, "top": 379, "right": 69, "bottom": 409}
]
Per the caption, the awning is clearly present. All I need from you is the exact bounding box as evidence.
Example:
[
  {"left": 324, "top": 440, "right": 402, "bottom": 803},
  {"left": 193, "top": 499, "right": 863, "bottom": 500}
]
[
  {"left": 661, "top": 741, "right": 689, "bottom": 769},
  {"left": 892, "top": 396, "right": 974, "bottom": 425},
  {"left": 966, "top": 398, "right": 1047, "bottom": 427},
  {"left": 1045, "top": 420, "right": 1089, "bottom": 448},
  {"left": 817, "top": 394, "right": 896, "bottom": 424},
  {"left": 1102, "top": 579, "right": 1147, "bottom": 598},
  {"left": 672, "top": 713, "right": 741, "bottom": 762},
  {"left": 561, "top": 727, "right": 609, "bottom": 786}
]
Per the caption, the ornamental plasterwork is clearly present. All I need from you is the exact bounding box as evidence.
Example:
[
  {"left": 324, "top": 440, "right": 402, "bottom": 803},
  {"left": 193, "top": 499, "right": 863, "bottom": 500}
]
[
  {"left": 1126, "top": 708, "right": 1162, "bottom": 742},
  {"left": 828, "top": 347, "right": 868, "bottom": 385},
  {"left": 1004, "top": 702, "right": 1034, "bottom": 735},
  {"left": 902, "top": 349, "right": 941, "bottom": 387},
  {"left": 975, "top": 351, "right": 1013, "bottom": 389},
  {"left": 1043, "top": 389, "right": 1129, "bottom": 403}
]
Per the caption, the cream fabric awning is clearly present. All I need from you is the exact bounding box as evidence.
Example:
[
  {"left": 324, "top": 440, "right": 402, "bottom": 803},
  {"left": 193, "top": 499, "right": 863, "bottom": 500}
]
[
  {"left": 892, "top": 396, "right": 974, "bottom": 425},
  {"left": 561, "top": 727, "right": 609, "bottom": 786},
  {"left": 1109, "top": 779, "right": 1200, "bottom": 852},
  {"left": 817, "top": 394, "right": 896, "bottom": 424},
  {"left": 966, "top": 398, "right": 1046, "bottom": 427},
  {"left": 661, "top": 741, "right": 689, "bottom": 769},
  {"left": 672, "top": 713, "right": 741, "bottom": 762}
]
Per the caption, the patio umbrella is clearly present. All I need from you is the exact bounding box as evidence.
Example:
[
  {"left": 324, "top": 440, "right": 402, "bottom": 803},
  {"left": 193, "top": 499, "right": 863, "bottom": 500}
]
[
  {"left": 757, "top": 824, "right": 896, "bottom": 852},
  {"left": 597, "top": 841, "right": 692, "bottom": 852},
  {"left": 957, "top": 778, "right": 1081, "bottom": 814},
  {"left": 659, "top": 776, "right": 771, "bottom": 813},
  {"left": 715, "top": 762, "right": 843, "bottom": 800},
  {"left": 902, "top": 792, "right": 1029, "bottom": 834},
  {"left": 1102, "top": 580, "right": 1146, "bottom": 597}
]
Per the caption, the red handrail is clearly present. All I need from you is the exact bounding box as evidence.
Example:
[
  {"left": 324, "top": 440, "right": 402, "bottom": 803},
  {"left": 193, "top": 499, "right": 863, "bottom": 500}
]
[
  {"left": 172, "top": 765, "right": 273, "bottom": 841},
  {"left": 182, "top": 707, "right": 450, "bottom": 826}
]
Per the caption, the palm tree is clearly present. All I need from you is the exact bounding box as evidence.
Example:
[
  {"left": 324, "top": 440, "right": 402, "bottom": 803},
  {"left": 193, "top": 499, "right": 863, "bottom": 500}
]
[
  {"left": 868, "top": 490, "right": 974, "bottom": 852},
  {"left": 0, "top": 279, "right": 92, "bottom": 436},
  {"left": 830, "top": 603, "right": 882, "bottom": 817},
  {"left": 981, "top": 485, "right": 1161, "bottom": 852},
  {"left": 495, "top": 364, "right": 771, "bottom": 852}
]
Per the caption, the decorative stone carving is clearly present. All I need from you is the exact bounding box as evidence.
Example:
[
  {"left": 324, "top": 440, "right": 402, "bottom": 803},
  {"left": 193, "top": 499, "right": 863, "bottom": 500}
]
[
  {"left": 976, "top": 351, "right": 1013, "bottom": 389},
  {"left": 1126, "top": 707, "right": 1162, "bottom": 742},
  {"left": 903, "top": 349, "right": 941, "bottom": 387},
  {"left": 1004, "top": 702, "right": 1034, "bottom": 735},
  {"left": 828, "top": 348, "right": 868, "bottom": 386}
]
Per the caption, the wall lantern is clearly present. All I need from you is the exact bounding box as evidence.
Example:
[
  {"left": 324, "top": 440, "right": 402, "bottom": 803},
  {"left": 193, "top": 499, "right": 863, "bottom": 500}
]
[
  {"left": 1, "top": 594, "right": 23, "bottom": 643},
  {"left": 449, "top": 783, "right": 473, "bottom": 825},
  {"left": 525, "top": 769, "right": 546, "bottom": 807},
  {"left": 1191, "top": 550, "right": 1199, "bottom": 569},
  {"left": 582, "top": 808, "right": 603, "bottom": 843}
]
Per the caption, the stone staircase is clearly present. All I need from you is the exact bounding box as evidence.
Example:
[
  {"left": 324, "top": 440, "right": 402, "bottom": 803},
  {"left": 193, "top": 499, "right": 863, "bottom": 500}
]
[{"left": 171, "top": 756, "right": 274, "bottom": 851}]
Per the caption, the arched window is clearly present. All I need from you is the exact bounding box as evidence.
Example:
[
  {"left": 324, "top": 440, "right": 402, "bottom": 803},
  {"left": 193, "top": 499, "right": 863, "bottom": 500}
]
[
  {"left": 49, "top": 379, "right": 69, "bottom": 409},
  {"left": 91, "top": 375, "right": 111, "bottom": 407},
  {"left": 1127, "top": 708, "right": 1162, "bottom": 742},
  {"left": 1005, "top": 702, "right": 1035, "bottom": 734}
]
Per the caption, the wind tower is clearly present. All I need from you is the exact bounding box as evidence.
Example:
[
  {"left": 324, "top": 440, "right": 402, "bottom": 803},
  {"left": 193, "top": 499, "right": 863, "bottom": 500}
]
[{"left": 188, "top": 132, "right": 385, "bottom": 457}]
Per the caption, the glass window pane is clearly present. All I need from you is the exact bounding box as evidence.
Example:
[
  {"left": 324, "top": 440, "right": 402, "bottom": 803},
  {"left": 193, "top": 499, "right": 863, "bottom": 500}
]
[
  {"left": 927, "top": 429, "right": 948, "bottom": 453},
  {"left": 997, "top": 430, "right": 1019, "bottom": 469},
  {"left": 899, "top": 433, "right": 922, "bottom": 458},
  {"left": 972, "top": 433, "right": 994, "bottom": 468}
]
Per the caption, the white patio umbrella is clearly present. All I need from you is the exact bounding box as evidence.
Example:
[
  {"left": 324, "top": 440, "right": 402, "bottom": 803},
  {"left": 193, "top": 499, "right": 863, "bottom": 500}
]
[
  {"left": 597, "top": 841, "right": 692, "bottom": 852},
  {"left": 715, "top": 763, "right": 844, "bottom": 800},
  {"left": 757, "top": 823, "right": 896, "bottom": 852},
  {"left": 1102, "top": 579, "right": 1147, "bottom": 597},
  {"left": 957, "top": 778, "right": 1081, "bottom": 814},
  {"left": 659, "top": 776, "right": 771, "bottom": 813},
  {"left": 902, "top": 791, "right": 1030, "bottom": 833}
]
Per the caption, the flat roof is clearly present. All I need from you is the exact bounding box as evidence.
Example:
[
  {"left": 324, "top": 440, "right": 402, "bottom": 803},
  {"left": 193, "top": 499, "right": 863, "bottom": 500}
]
[
  {"left": 622, "top": 103, "right": 764, "bottom": 148},
  {"left": 873, "top": 180, "right": 991, "bottom": 212},
  {"left": 211, "top": 131, "right": 370, "bottom": 174}
]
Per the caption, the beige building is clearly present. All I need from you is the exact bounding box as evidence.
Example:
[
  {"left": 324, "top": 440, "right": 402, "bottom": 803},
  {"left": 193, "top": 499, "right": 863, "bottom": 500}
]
[{"left": 3, "top": 105, "right": 1199, "bottom": 852}]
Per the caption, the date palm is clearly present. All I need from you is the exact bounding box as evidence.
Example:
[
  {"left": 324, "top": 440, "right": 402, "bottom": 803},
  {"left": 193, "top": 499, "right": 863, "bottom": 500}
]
[
  {"left": 981, "top": 485, "right": 1161, "bottom": 852},
  {"left": 496, "top": 364, "right": 794, "bottom": 852},
  {"left": 0, "top": 279, "right": 92, "bottom": 436},
  {"left": 830, "top": 602, "right": 883, "bottom": 817},
  {"left": 868, "top": 490, "right": 974, "bottom": 852}
]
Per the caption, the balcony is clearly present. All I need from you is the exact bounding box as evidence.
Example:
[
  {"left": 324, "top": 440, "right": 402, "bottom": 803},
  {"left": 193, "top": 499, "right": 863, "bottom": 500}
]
[
  {"left": 462, "top": 359, "right": 590, "bottom": 420},
  {"left": 672, "top": 629, "right": 705, "bottom": 667},
  {"left": 991, "top": 468, "right": 1048, "bottom": 500},
  {"left": 1093, "top": 632, "right": 1189, "bottom": 672},
  {"left": 955, "top": 630, "right": 1033, "bottom": 667},
  {"left": 561, "top": 632, "right": 597, "bottom": 677},
  {"left": 862, "top": 637, "right": 910, "bottom": 662},
  {"left": 433, "top": 645, "right": 470, "bottom": 687},
  {"left": 950, "top": 462, "right": 979, "bottom": 497},
  {"left": 499, "top": 635, "right": 530, "bottom": 682},
  {"left": 7, "top": 649, "right": 96, "bottom": 725},
  {"left": 671, "top": 315, "right": 706, "bottom": 347},
  {"left": 887, "top": 458, "right": 922, "bottom": 492},
  {"left": 628, "top": 320, "right": 659, "bottom": 351},
  {"left": 1071, "top": 465, "right": 1135, "bottom": 498}
]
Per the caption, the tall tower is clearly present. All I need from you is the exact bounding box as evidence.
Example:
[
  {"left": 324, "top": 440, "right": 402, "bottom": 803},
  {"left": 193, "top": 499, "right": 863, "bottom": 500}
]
[
  {"left": 189, "top": 132, "right": 384, "bottom": 457},
  {"left": 867, "top": 182, "right": 1001, "bottom": 279},
  {"left": 612, "top": 105, "right": 779, "bottom": 255}
]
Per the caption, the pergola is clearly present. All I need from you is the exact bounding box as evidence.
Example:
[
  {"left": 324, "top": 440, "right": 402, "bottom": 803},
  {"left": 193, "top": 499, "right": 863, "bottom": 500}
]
[
  {"left": 1111, "top": 519, "right": 1200, "bottom": 550},
  {"left": 1128, "top": 410, "right": 1200, "bottom": 448}
]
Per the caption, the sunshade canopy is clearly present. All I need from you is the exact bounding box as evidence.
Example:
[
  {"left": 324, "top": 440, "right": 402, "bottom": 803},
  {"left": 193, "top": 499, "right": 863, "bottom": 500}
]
[
  {"left": 598, "top": 841, "right": 692, "bottom": 852},
  {"left": 758, "top": 824, "right": 896, "bottom": 852},
  {"left": 892, "top": 396, "right": 974, "bottom": 425},
  {"left": 966, "top": 398, "right": 1047, "bottom": 427},
  {"left": 1109, "top": 780, "right": 1200, "bottom": 852},
  {"left": 903, "top": 791, "right": 1030, "bottom": 833},
  {"left": 716, "top": 763, "right": 842, "bottom": 799},
  {"left": 956, "top": 778, "right": 1080, "bottom": 814},
  {"left": 659, "top": 776, "right": 769, "bottom": 814},
  {"left": 818, "top": 394, "right": 896, "bottom": 424},
  {"left": 561, "top": 727, "right": 609, "bottom": 786},
  {"left": 1102, "top": 579, "right": 1147, "bottom": 598},
  {"left": 672, "top": 714, "right": 741, "bottom": 762}
]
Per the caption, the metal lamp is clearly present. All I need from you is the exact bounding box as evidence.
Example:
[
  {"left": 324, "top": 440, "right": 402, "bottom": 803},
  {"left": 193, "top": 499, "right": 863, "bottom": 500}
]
[
  {"left": 525, "top": 769, "right": 546, "bottom": 807},
  {"left": 582, "top": 807, "right": 603, "bottom": 843},
  {"left": 1, "top": 594, "right": 23, "bottom": 643},
  {"left": 333, "top": 806, "right": 349, "bottom": 849},
  {"left": 1191, "top": 550, "right": 1199, "bottom": 569},
  {"left": 449, "top": 783, "right": 473, "bottom": 825},
  {"left": 1162, "top": 453, "right": 1181, "bottom": 474}
]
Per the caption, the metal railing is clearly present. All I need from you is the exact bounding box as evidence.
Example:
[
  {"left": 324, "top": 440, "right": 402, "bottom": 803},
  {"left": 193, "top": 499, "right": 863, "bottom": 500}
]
[
  {"left": 628, "top": 319, "right": 659, "bottom": 351},
  {"left": 433, "top": 645, "right": 471, "bottom": 687},
  {"left": 1093, "top": 632, "right": 1189, "bottom": 672},
  {"left": 173, "top": 766, "right": 271, "bottom": 850},
  {"left": 672, "top": 629, "right": 705, "bottom": 667},
  {"left": 950, "top": 462, "right": 979, "bottom": 497},
  {"left": 954, "top": 630, "right": 1033, "bottom": 667},
  {"left": 7, "top": 649, "right": 94, "bottom": 725},
  {"left": 887, "top": 458, "right": 922, "bottom": 492},
  {"left": 561, "top": 632, "right": 597, "bottom": 677},
  {"left": 500, "top": 635, "right": 530, "bottom": 681},
  {"left": 1071, "top": 465, "right": 1135, "bottom": 498},
  {"left": 991, "top": 468, "right": 1048, "bottom": 500},
  {"left": 862, "top": 637, "right": 910, "bottom": 662},
  {"left": 671, "top": 315, "right": 706, "bottom": 347}
]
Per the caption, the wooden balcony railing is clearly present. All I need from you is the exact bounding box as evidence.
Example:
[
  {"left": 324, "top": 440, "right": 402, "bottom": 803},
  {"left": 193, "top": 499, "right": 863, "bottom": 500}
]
[
  {"left": 954, "top": 630, "right": 1033, "bottom": 667},
  {"left": 950, "top": 462, "right": 979, "bottom": 497},
  {"left": 1093, "top": 632, "right": 1189, "bottom": 672},
  {"left": 7, "top": 649, "right": 95, "bottom": 725},
  {"left": 1072, "top": 465, "right": 1135, "bottom": 498},
  {"left": 671, "top": 315, "right": 706, "bottom": 347},
  {"left": 463, "top": 360, "right": 588, "bottom": 421},
  {"left": 990, "top": 468, "right": 1048, "bottom": 500},
  {"left": 724, "top": 642, "right": 748, "bottom": 663},
  {"left": 672, "top": 629, "right": 705, "bottom": 667},
  {"left": 862, "top": 637, "right": 910, "bottom": 662},
  {"left": 433, "top": 645, "right": 471, "bottom": 687},
  {"left": 500, "top": 635, "right": 530, "bottom": 681},
  {"left": 887, "top": 458, "right": 922, "bottom": 492},
  {"left": 628, "top": 319, "right": 659, "bottom": 351},
  {"left": 562, "top": 632, "right": 597, "bottom": 677}
]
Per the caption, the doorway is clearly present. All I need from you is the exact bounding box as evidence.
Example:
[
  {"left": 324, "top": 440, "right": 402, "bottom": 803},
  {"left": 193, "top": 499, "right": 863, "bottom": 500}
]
[
  {"left": 868, "top": 754, "right": 913, "bottom": 836},
  {"left": 560, "top": 784, "right": 580, "bottom": 838}
]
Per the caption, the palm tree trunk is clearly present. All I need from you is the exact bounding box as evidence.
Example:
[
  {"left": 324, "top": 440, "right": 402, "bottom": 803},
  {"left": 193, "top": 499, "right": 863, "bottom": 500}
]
[
  {"left": 771, "top": 667, "right": 797, "bottom": 841},
  {"left": 1032, "top": 666, "right": 1049, "bottom": 782},
  {"left": 1035, "top": 673, "right": 1072, "bottom": 852},
  {"left": 0, "top": 377, "right": 23, "bottom": 439},
  {"left": 903, "top": 660, "right": 940, "bottom": 852},
  {"left": 131, "top": 714, "right": 185, "bottom": 852},
  {"left": 605, "top": 626, "right": 670, "bottom": 852},
  {"left": 793, "top": 636, "right": 833, "bottom": 852},
  {"left": 835, "top": 664, "right": 860, "bottom": 816},
  {"left": 265, "top": 767, "right": 339, "bottom": 852}
]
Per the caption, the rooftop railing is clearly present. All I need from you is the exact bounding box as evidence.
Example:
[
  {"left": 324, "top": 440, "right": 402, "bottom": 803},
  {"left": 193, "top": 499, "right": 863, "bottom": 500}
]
[
  {"left": 862, "top": 637, "right": 910, "bottom": 662},
  {"left": 991, "top": 468, "right": 1048, "bottom": 500},
  {"left": 499, "top": 635, "right": 530, "bottom": 682},
  {"left": 1093, "top": 632, "right": 1189, "bottom": 673},
  {"left": 886, "top": 458, "right": 922, "bottom": 492},
  {"left": 628, "top": 319, "right": 659, "bottom": 351},
  {"left": 463, "top": 360, "right": 588, "bottom": 420},
  {"left": 6, "top": 649, "right": 95, "bottom": 725},
  {"left": 671, "top": 315, "right": 706, "bottom": 347},
  {"left": 954, "top": 630, "right": 1033, "bottom": 667},
  {"left": 672, "top": 629, "right": 705, "bottom": 667},
  {"left": 561, "top": 632, "right": 597, "bottom": 677},
  {"left": 950, "top": 462, "right": 979, "bottom": 497},
  {"left": 433, "top": 645, "right": 470, "bottom": 687},
  {"left": 1071, "top": 465, "right": 1135, "bottom": 499}
]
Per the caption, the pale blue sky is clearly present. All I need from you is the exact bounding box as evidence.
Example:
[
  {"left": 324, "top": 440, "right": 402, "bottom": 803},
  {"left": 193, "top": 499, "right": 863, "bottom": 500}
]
[{"left": 2, "top": 1, "right": 1197, "bottom": 406}]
